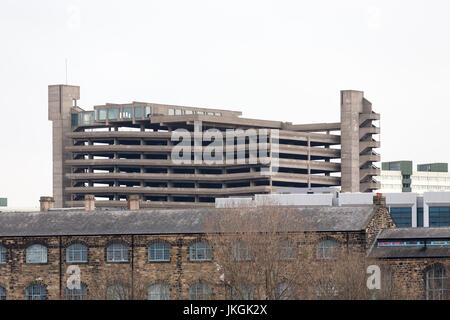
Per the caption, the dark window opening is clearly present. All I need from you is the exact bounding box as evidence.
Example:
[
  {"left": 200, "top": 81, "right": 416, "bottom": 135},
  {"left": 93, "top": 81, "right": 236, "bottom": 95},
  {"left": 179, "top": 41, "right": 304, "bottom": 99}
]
[
  {"left": 145, "top": 196, "right": 168, "bottom": 202},
  {"left": 173, "top": 196, "right": 195, "bottom": 202},
  {"left": 144, "top": 154, "right": 168, "bottom": 160},
  {"left": 172, "top": 182, "right": 195, "bottom": 188},
  {"left": 145, "top": 168, "right": 168, "bottom": 174},
  {"left": 145, "top": 182, "right": 168, "bottom": 188}
]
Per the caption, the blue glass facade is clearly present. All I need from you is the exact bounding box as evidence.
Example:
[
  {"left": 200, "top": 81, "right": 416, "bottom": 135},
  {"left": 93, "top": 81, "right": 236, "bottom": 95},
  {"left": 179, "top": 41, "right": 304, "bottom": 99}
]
[
  {"left": 389, "top": 207, "right": 412, "bottom": 228},
  {"left": 429, "top": 207, "right": 450, "bottom": 227}
]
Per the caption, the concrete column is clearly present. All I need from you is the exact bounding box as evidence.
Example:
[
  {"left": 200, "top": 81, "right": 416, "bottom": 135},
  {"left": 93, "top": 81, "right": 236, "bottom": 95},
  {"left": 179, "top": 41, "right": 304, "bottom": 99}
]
[
  {"left": 423, "top": 202, "right": 429, "bottom": 227},
  {"left": 48, "top": 85, "right": 80, "bottom": 208},
  {"left": 411, "top": 202, "right": 418, "bottom": 228},
  {"left": 307, "top": 135, "right": 311, "bottom": 189},
  {"left": 340, "top": 90, "right": 363, "bottom": 192}
]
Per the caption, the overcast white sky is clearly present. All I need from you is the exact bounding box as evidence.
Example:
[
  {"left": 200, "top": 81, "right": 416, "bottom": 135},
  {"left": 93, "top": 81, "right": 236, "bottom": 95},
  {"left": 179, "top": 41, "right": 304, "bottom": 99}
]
[{"left": 1, "top": 0, "right": 449, "bottom": 207}]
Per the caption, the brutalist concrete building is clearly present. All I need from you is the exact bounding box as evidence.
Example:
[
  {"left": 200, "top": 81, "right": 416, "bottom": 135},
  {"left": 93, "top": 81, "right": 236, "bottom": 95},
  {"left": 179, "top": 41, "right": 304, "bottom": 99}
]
[{"left": 49, "top": 85, "right": 380, "bottom": 208}]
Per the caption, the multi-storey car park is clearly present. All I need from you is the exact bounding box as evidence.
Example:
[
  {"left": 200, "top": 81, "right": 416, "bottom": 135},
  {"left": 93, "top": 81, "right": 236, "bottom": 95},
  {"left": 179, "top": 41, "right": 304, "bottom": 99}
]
[{"left": 48, "top": 85, "right": 381, "bottom": 208}]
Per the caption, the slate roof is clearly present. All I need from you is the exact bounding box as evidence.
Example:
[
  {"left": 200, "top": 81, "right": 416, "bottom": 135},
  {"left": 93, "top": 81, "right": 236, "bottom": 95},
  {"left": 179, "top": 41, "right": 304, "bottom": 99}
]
[
  {"left": 369, "top": 247, "right": 450, "bottom": 259},
  {"left": 378, "top": 227, "right": 450, "bottom": 240},
  {"left": 369, "top": 227, "right": 450, "bottom": 259},
  {"left": 0, "top": 205, "right": 376, "bottom": 237}
]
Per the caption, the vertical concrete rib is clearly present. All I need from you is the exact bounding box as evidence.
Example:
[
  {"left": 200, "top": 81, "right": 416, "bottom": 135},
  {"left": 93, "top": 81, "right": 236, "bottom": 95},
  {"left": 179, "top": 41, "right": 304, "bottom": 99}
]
[
  {"left": 340, "top": 90, "right": 363, "bottom": 192},
  {"left": 48, "top": 85, "right": 80, "bottom": 207}
]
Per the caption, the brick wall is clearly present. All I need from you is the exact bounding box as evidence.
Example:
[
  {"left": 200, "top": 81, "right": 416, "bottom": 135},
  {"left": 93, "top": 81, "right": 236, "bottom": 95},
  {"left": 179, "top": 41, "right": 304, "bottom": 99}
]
[{"left": 0, "top": 231, "right": 368, "bottom": 300}]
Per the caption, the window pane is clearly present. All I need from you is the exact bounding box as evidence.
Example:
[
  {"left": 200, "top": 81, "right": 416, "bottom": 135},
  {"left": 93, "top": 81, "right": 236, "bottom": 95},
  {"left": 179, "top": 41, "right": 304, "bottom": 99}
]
[
  {"left": 148, "top": 283, "right": 170, "bottom": 300},
  {"left": 144, "top": 106, "right": 151, "bottom": 118},
  {"left": 275, "top": 282, "right": 292, "bottom": 300},
  {"left": 389, "top": 207, "right": 412, "bottom": 228},
  {"left": 107, "top": 243, "right": 128, "bottom": 262},
  {"left": 317, "top": 240, "right": 338, "bottom": 260},
  {"left": 66, "top": 243, "right": 88, "bottom": 263},
  {"left": 66, "top": 284, "right": 87, "bottom": 300},
  {"left": 280, "top": 240, "right": 295, "bottom": 260},
  {"left": 134, "top": 107, "right": 142, "bottom": 118},
  {"left": 108, "top": 108, "right": 119, "bottom": 120},
  {"left": 122, "top": 107, "right": 133, "bottom": 119},
  {"left": 0, "top": 246, "right": 6, "bottom": 264},
  {"left": 234, "top": 241, "right": 251, "bottom": 261},
  {"left": 80, "top": 111, "right": 94, "bottom": 125},
  {"left": 190, "top": 242, "right": 211, "bottom": 261},
  {"left": 71, "top": 113, "right": 78, "bottom": 126},
  {"left": 189, "top": 282, "right": 211, "bottom": 300},
  {"left": 149, "top": 242, "right": 170, "bottom": 261},
  {"left": 0, "top": 286, "right": 6, "bottom": 300},
  {"left": 97, "top": 109, "right": 107, "bottom": 120},
  {"left": 26, "top": 245, "right": 47, "bottom": 264},
  {"left": 106, "top": 285, "right": 129, "bottom": 300},
  {"left": 429, "top": 207, "right": 450, "bottom": 227},
  {"left": 232, "top": 284, "right": 254, "bottom": 300},
  {"left": 26, "top": 285, "right": 47, "bottom": 300},
  {"left": 426, "top": 265, "right": 448, "bottom": 300}
]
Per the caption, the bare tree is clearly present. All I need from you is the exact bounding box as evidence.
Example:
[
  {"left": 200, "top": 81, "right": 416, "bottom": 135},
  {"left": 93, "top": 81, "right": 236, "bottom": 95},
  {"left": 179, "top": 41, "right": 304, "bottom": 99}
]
[
  {"left": 205, "top": 203, "right": 414, "bottom": 300},
  {"left": 205, "top": 204, "right": 315, "bottom": 300},
  {"left": 87, "top": 272, "right": 148, "bottom": 300}
]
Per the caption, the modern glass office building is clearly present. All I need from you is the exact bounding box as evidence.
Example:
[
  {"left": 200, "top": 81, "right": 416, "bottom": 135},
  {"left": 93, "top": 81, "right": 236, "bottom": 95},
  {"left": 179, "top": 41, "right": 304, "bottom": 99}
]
[
  {"left": 384, "top": 192, "right": 450, "bottom": 228},
  {"left": 376, "top": 161, "right": 450, "bottom": 193}
]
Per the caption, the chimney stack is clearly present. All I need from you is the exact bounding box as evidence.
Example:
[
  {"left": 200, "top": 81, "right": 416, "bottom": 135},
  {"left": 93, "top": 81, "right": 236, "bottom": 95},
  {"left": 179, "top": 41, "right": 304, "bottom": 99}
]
[
  {"left": 373, "top": 193, "right": 386, "bottom": 207},
  {"left": 85, "top": 195, "right": 95, "bottom": 211},
  {"left": 127, "top": 195, "right": 140, "bottom": 210},
  {"left": 39, "top": 197, "right": 55, "bottom": 212}
]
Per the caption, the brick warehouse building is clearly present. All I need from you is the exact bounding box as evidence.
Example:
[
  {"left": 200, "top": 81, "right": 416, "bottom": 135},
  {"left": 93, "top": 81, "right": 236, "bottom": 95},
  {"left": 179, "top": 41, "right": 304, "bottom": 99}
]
[
  {"left": 0, "top": 196, "right": 448, "bottom": 300},
  {"left": 49, "top": 85, "right": 381, "bottom": 208}
]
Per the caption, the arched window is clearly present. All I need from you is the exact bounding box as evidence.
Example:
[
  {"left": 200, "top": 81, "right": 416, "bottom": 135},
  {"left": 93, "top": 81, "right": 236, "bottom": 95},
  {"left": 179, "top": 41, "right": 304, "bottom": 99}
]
[
  {"left": 106, "top": 243, "right": 128, "bottom": 262},
  {"left": 0, "top": 286, "right": 6, "bottom": 300},
  {"left": 66, "top": 283, "right": 88, "bottom": 300},
  {"left": 279, "top": 240, "right": 296, "bottom": 260},
  {"left": 275, "top": 282, "right": 293, "bottom": 300},
  {"left": 189, "top": 241, "right": 212, "bottom": 261},
  {"left": 26, "top": 244, "right": 47, "bottom": 264},
  {"left": 231, "top": 284, "right": 254, "bottom": 300},
  {"left": 316, "top": 239, "right": 338, "bottom": 260},
  {"left": 26, "top": 284, "right": 47, "bottom": 300},
  {"left": 147, "top": 283, "right": 170, "bottom": 300},
  {"left": 189, "top": 281, "right": 211, "bottom": 300},
  {"left": 66, "top": 243, "right": 88, "bottom": 263},
  {"left": 0, "top": 246, "right": 6, "bottom": 264},
  {"left": 316, "top": 281, "right": 339, "bottom": 299},
  {"left": 148, "top": 242, "right": 170, "bottom": 262},
  {"left": 233, "top": 240, "right": 251, "bottom": 261},
  {"left": 426, "top": 264, "right": 448, "bottom": 300},
  {"left": 106, "top": 284, "right": 130, "bottom": 300}
]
